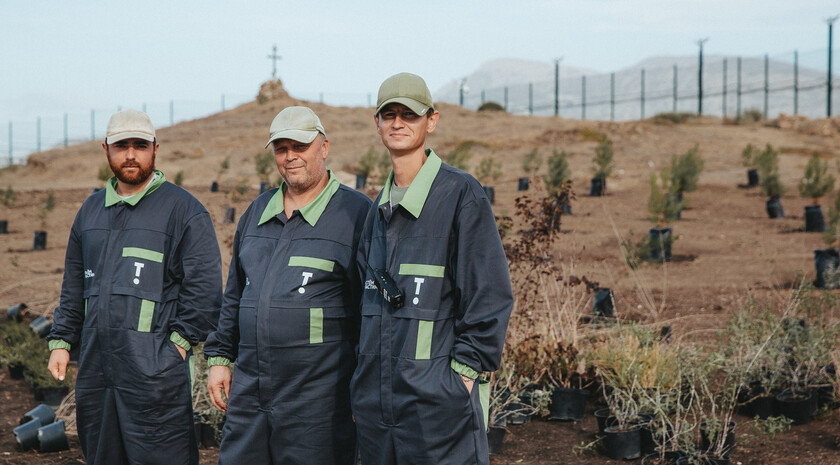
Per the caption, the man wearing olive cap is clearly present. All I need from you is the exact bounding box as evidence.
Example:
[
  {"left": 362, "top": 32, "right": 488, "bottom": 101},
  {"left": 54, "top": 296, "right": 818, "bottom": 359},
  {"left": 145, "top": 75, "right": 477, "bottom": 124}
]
[
  {"left": 204, "top": 106, "right": 371, "bottom": 464},
  {"left": 47, "top": 109, "right": 223, "bottom": 465},
  {"left": 351, "top": 73, "right": 513, "bottom": 464}
]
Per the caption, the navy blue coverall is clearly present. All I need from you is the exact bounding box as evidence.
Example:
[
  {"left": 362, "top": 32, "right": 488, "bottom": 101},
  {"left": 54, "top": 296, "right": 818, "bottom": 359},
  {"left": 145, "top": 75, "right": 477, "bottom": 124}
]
[
  {"left": 204, "top": 172, "right": 371, "bottom": 464},
  {"left": 47, "top": 172, "right": 223, "bottom": 465},
  {"left": 352, "top": 150, "right": 514, "bottom": 465}
]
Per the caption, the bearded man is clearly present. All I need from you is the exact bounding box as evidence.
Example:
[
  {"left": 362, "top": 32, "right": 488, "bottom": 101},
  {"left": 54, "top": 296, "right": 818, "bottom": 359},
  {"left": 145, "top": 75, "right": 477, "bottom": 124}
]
[{"left": 47, "top": 109, "right": 223, "bottom": 465}]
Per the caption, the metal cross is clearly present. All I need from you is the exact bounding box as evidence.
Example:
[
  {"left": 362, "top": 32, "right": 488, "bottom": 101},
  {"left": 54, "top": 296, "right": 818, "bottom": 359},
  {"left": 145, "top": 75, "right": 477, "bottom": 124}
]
[{"left": 267, "top": 45, "right": 282, "bottom": 79}]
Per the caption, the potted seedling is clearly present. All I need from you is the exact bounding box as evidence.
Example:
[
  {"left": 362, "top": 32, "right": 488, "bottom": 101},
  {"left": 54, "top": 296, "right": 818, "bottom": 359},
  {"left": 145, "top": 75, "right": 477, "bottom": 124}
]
[
  {"left": 816, "top": 188, "right": 840, "bottom": 288},
  {"left": 797, "top": 153, "right": 834, "bottom": 232},
  {"left": 669, "top": 145, "right": 704, "bottom": 219},
  {"left": 34, "top": 191, "right": 54, "bottom": 250},
  {"left": 445, "top": 141, "right": 473, "bottom": 172},
  {"left": 647, "top": 167, "right": 686, "bottom": 262},
  {"left": 1, "top": 185, "right": 15, "bottom": 234},
  {"left": 520, "top": 148, "right": 542, "bottom": 191},
  {"left": 755, "top": 144, "right": 785, "bottom": 218},
  {"left": 741, "top": 143, "right": 761, "bottom": 187},
  {"left": 590, "top": 138, "right": 614, "bottom": 196},
  {"left": 255, "top": 151, "right": 274, "bottom": 194},
  {"left": 475, "top": 155, "right": 502, "bottom": 205},
  {"left": 0, "top": 320, "right": 38, "bottom": 379},
  {"left": 95, "top": 162, "right": 112, "bottom": 193},
  {"left": 356, "top": 147, "right": 378, "bottom": 190},
  {"left": 545, "top": 149, "right": 573, "bottom": 216},
  {"left": 212, "top": 157, "right": 230, "bottom": 192}
]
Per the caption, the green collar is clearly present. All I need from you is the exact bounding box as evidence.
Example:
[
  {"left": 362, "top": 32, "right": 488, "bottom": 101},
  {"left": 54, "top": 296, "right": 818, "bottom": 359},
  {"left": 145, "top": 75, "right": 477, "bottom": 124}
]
[
  {"left": 379, "top": 148, "right": 441, "bottom": 218},
  {"left": 258, "top": 170, "right": 340, "bottom": 227},
  {"left": 105, "top": 170, "right": 166, "bottom": 207}
]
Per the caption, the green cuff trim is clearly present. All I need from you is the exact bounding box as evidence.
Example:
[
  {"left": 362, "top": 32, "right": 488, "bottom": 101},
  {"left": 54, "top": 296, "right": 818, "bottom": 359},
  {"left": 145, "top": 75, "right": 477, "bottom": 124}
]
[
  {"left": 169, "top": 331, "right": 191, "bottom": 351},
  {"left": 48, "top": 340, "right": 72, "bottom": 351},
  {"left": 451, "top": 359, "right": 479, "bottom": 379},
  {"left": 208, "top": 356, "right": 232, "bottom": 368}
]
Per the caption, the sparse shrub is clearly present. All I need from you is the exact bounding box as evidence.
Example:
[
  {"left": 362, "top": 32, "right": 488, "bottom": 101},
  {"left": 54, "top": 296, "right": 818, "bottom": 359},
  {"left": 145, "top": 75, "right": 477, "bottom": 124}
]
[
  {"left": 823, "top": 187, "right": 840, "bottom": 247},
  {"left": 798, "top": 153, "right": 834, "bottom": 203},
  {"left": 671, "top": 145, "right": 704, "bottom": 194},
  {"left": 2, "top": 185, "right": 15, "bottom": 208},
  {"left": 580, "top": 128, "right": 608, "bottom": 143},
  {"left": 358, "top": 147, "right": 391, "bottom": 185},
  {"left": 38, "top": 191, "right": 55, "bottom": 229},
  {"left": 736, "top": 108, "right": 763, "bottom": 125},
  {"left": 592, "top": 138, "right": 614, "bottom": 180},
  {"left": 522, "top": 149, "right": 542, "bottom": 177},
  {"left": 358, "top": 147, "right": 377, "bottom": 177},
  {"left": 545, "top": 150, "right": 571, "bottom": 196},
  {"left": 653, "top": 112, "right": 693, "bottom": 124},
  {"left": 649, "top": 168, "right": 686, "bottom": 225},
  {"left": 478, "top": 101, "right": 505, "bottom": 112},
  {"left": 755, "top": 144, "right": 784, "bottom": 198},
  {"left": 741, "top": 143, "right": 760, "bottom": 168},
  {"left": 174, "top": 171, "right": 184, "bottom": 186},
  {"left": 254, "top": 151, "right": 274, "bottom": 182},
  {"left": 446, "top": 141, "right": 473, "bottom": 172},
  {"left": 97, "top": 163, "right": 112, "bottom": 182},
  {"left": 476, "top": 156, "right": 502, "bottom": 185}
]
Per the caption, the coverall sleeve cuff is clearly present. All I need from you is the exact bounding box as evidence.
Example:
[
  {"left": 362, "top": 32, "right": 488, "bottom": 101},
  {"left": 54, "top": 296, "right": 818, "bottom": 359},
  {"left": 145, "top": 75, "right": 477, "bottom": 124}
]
[
  {"left": 169, "top": 331, "right": 192, "bottom": 351},
  {"left": 450, "top": 359, "right": 480, "bottom": 380},
  {"left": 48, "top": 340, "right": 72, "bottom": 351},
  {"left": 207, "top": 356, "right": 232, "bottom": 368}
]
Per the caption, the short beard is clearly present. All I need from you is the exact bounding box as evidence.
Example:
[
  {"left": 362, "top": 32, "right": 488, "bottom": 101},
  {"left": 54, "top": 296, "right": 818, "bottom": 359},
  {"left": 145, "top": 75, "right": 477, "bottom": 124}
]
[{"left": 107, "top": 152, "right": 155, "bottom": 185}]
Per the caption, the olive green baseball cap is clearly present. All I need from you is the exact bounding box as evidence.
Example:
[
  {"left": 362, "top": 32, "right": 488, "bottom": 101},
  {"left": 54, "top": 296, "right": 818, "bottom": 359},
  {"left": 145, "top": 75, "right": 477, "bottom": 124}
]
[
  {"left": 265, "top": 106, "right": 326, "bottom": 148},
  {"left": 375, "top": 72, "right": 434, "bottom": 116},
  {"left": 105, "top": 109, "right": 156, "bottom": 144}
]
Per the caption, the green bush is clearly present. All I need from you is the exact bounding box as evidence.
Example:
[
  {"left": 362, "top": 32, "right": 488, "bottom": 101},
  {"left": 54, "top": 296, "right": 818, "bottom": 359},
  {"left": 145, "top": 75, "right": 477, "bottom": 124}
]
[
  {"left": 358, "top": 147, "right": 377, "bottom": 176},
  {"left": 755, "top": 144, "right": 784, "bottom": 198},
  {"left": 254, "top": 151, "right": 274, "bottom": 182},
  {"left": 649, "top": 169, "right": 686, "bottom": 225},
  {"left": 2, "top": 185, "right": 15, "bottom": 208},
  {"left": 797, "top": 153, "right": 834, "bottom": 201},
  {"left": 822, "top": 188, "right": 840, "bottom": 247},
  {"left": 671, "top": 145, "right": 704, "bottom": 194},
  {"left": 522, "top": 149, "right": 542, "bottom": 176},
  {"left": 174, "top": 171, "right": 185, "bottom": 186},
  {"left": 97, "top": 163, "right": 112, "bottom": 182},
  {"left": 476, "top": 156, "right": 502, "bottom": 185},
  {"left": 446, "top": 141, "right": 473, "bottom": 172},
  {"left": 592, "top": 139, "right": 614, "bottom": 180},
  {"left": 478, "top": 101, "right": 505, "bottom": 112},
  {"left": 545, "top": 150, "right": 571, "bottom": 196},
  {"left": 736, "top": 108, "right": 763, "bottom": 125},
  {"left": 653, "top": 112, "right": 694, "bottom": 124},
  {"left": 741, "top": 143, "right": 760, "bottom": 168}
]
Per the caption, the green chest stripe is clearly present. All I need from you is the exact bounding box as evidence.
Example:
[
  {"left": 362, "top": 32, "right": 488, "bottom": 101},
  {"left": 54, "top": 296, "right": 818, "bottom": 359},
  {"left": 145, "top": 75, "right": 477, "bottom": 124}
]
[
  {"left": 416, "top": 320, "right": 434, "bottom": 360},
  {"left": 288, "top": 256, "right": 335, "bottom": 272},
  {"left": 310, "top": 308, "right": 324, "bottom": 344},
  {"left": 122, "top": 247, "right": 164, "bottom": 263},
  {"left": 399, "top": 264, "right": 444, "bottom": 278},
  {"left": 138, "top": 299, "right": 155, "bottom": 332}
]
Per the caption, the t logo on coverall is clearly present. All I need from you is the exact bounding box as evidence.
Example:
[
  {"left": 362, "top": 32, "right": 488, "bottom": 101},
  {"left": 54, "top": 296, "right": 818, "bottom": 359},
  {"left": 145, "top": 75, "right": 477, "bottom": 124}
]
[
  {"left": 298, "top": 272, "right": 313, "bottom": 294},
  {"left": 133, "top": 262, "right": 144, "bottom": 285},
  {"left": 412, "top": 278, "right": 424, "bottom": 305}
]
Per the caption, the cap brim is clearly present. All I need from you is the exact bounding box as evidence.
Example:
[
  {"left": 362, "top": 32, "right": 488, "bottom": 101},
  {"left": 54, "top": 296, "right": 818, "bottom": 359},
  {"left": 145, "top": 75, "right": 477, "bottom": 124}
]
[
  {"left": 375, "top": 97, "right": 431, "bottom": 116},
  {"left": 106, "top": 132, "right": 155, "bottom": 144},
  {"left": 264, "top": 129, "right": 320, "bottom": 149}
]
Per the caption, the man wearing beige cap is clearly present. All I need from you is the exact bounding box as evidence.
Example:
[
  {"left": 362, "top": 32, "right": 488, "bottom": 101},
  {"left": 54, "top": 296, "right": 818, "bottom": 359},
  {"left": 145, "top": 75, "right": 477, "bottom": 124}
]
[
  {"left": 352, "top": 73, "right": 513, "bottom": 464},
  {"left": 46, "top": 109, "right": 223, "bottom": 465},
  {"left": 204, "top": 106, "right": 371, "bottom": 464}
]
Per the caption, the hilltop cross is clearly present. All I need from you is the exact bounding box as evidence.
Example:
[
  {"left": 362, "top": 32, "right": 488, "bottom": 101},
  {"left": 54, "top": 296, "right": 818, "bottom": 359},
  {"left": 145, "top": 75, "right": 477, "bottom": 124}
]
[{"left": 267, "top": 45, "right": 282, "bottom": 79}]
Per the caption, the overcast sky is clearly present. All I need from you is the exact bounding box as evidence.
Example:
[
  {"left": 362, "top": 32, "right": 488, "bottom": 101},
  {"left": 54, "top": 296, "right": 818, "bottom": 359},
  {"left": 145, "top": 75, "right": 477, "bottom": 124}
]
[{"left": 1, "top": 0, "right": 838, "bottom": 143}]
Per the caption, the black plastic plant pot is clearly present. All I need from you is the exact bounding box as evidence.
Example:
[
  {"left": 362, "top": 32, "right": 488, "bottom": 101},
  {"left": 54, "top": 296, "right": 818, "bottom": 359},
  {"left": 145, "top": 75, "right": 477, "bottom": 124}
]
[
  {"left": 37, "top": 420, "right": 70, "bottom": 453},
  {"left": 483, "top": 186, "right": 495, "bottom": 205},
  {"left": 765, "top": 197, "right": 784, "bottom": 218},
  {"left": 642, "top": 451, "right": 682, "bottom": 465},
  {"left": 223, "top": 206, "right": 236, "bottom": 224},
  {"left": 640, "top": 420, "right": 672, "bottom": 456},
  {"left": 487, "top": 425, "right": 507, "bottom": 455},
  {"left": 700, "top": 421, "right": 736, "bottom": 456},
  {"left": 201, "top": 421, "right": 223, "bottom": 448},
  {"left": 590, "top": 177, "right": 606, "bottom": 196},
  {"left": 813, "top": 248, "right": 839, "bottom": 289},
  {"left": 747, "top": 168, "right": 759, "bottom": 187},
  {"left": 592, "top": 288, "right": 614, "bottom": 318},
  {"left": 36, "top": 386, "right": 70, "bottom": 408},
  {"left": 602, "top": 424, "right": 642, "bottom": 460},
  {"left": 504, "top": 401, "right": 531, "bottom": 425},
  {"left": 548, "top": 387, "right": 590, "bottom": 421},
  {"left": 739, "top": 393, "right": 775, "bottom": 419},
  {"left": 594, "top": 408, "right": 611, "bottom": 434},
  {"left": 0, "top": 219, "right": 7, "bottom": 234},
  {"left": 30, "top": 316, "right": 52, "bottom": 338},
  {"left": 21, "top": 404, "right": 56, "bottom": 426},
  {"left": 355, "top": 174, "right": 367, "bottom": 190},
  {"left": 14, "top": 418, "right": 41, "bottom": 451},
  {"left": 210, "top": 181, "right": 219, "bottom": 192},
  {"left": 649, "top": 227, "right": 673, "bottom": 262},
  {"left": 7, "top": 302, "right": 27, "bottom": 321},
  {"left": 518, "top": 177, "right": 530, "bottom": 191},
  {"left": 804, "top": 204, "right": 825, "bottom": 232},
  {"left": 775, "top": 389, "right": 813, "bottom": 425},
  {"left": 8, "top": 363, "right": 25, "bottom": 379},
  {"left": 33, "top": 231, "right": 47, "bottom": 250}
]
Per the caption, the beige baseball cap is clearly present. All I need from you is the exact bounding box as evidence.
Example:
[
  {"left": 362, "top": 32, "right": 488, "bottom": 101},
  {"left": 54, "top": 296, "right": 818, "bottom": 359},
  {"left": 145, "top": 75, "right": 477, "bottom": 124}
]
[
  {"left": 375, "top": 73, "right": 435, "bottom": 116},
  {"left": 105, "top": 109, "right": 156, "bottom": 144},
  {"left": 265, "top": 106, "right": 326, "bottom": 149}
]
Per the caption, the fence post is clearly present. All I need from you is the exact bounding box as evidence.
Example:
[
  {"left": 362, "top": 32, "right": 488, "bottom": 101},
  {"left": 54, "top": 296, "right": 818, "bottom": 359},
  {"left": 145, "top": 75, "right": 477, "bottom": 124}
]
[
  {"left": 504, "top": 86, "right": 508, "bottom": 111},
  {"left": 91, "top": 109, "right": 95, "bottom": 140},
  {"left": 610, "top": 73, "right": 615, "bottom": 121},
  {"left": 763, "top": 54, "right": 769, "bottom": 119},
  {"left": 528, "top": 83, "right": 533, "bottom": 115},
  {"left": 673, "top": 65, "right": 678, "bottom": 112},
  {"left": 641, "top": 69, "right": 646, "bottom": 119},
  {"left": 554, "top": 58, "right": 561, "bottom": 117},
  {"left": 794, "top": 50, "right": 799, "bottom": 115},
  {"left": 170, "top": 100, "right": 174, "bottom": 125},
  {"left": 828, "top": 17, "right": 836, "bottom": 117},
  {"left": 63, "top": 113, "right": 68, "bottom": 147},
  {"left": 722, "top": 59, "right": 728, "bottom": 119},
  {"left": 697, "top": 39, "right": 707, "bottom": 116},
  {"left": 37, "top": 117, "right": 41, "bottom": 153},
  {"left": 581, "top": 75, "right": 586, "bottom": 120},
  {"left": 737, "top": 57, "right": 742, "bottom": 118}
]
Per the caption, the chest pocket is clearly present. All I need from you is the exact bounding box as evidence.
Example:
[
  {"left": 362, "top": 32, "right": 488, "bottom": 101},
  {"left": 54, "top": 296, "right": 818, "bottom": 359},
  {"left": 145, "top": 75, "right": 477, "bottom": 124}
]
[
  {"left": 395, "top": 263, "right": 451, "bottom": 361},
  {"left": 110, "top": 247, "right": 166, "bottom": 332}
]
